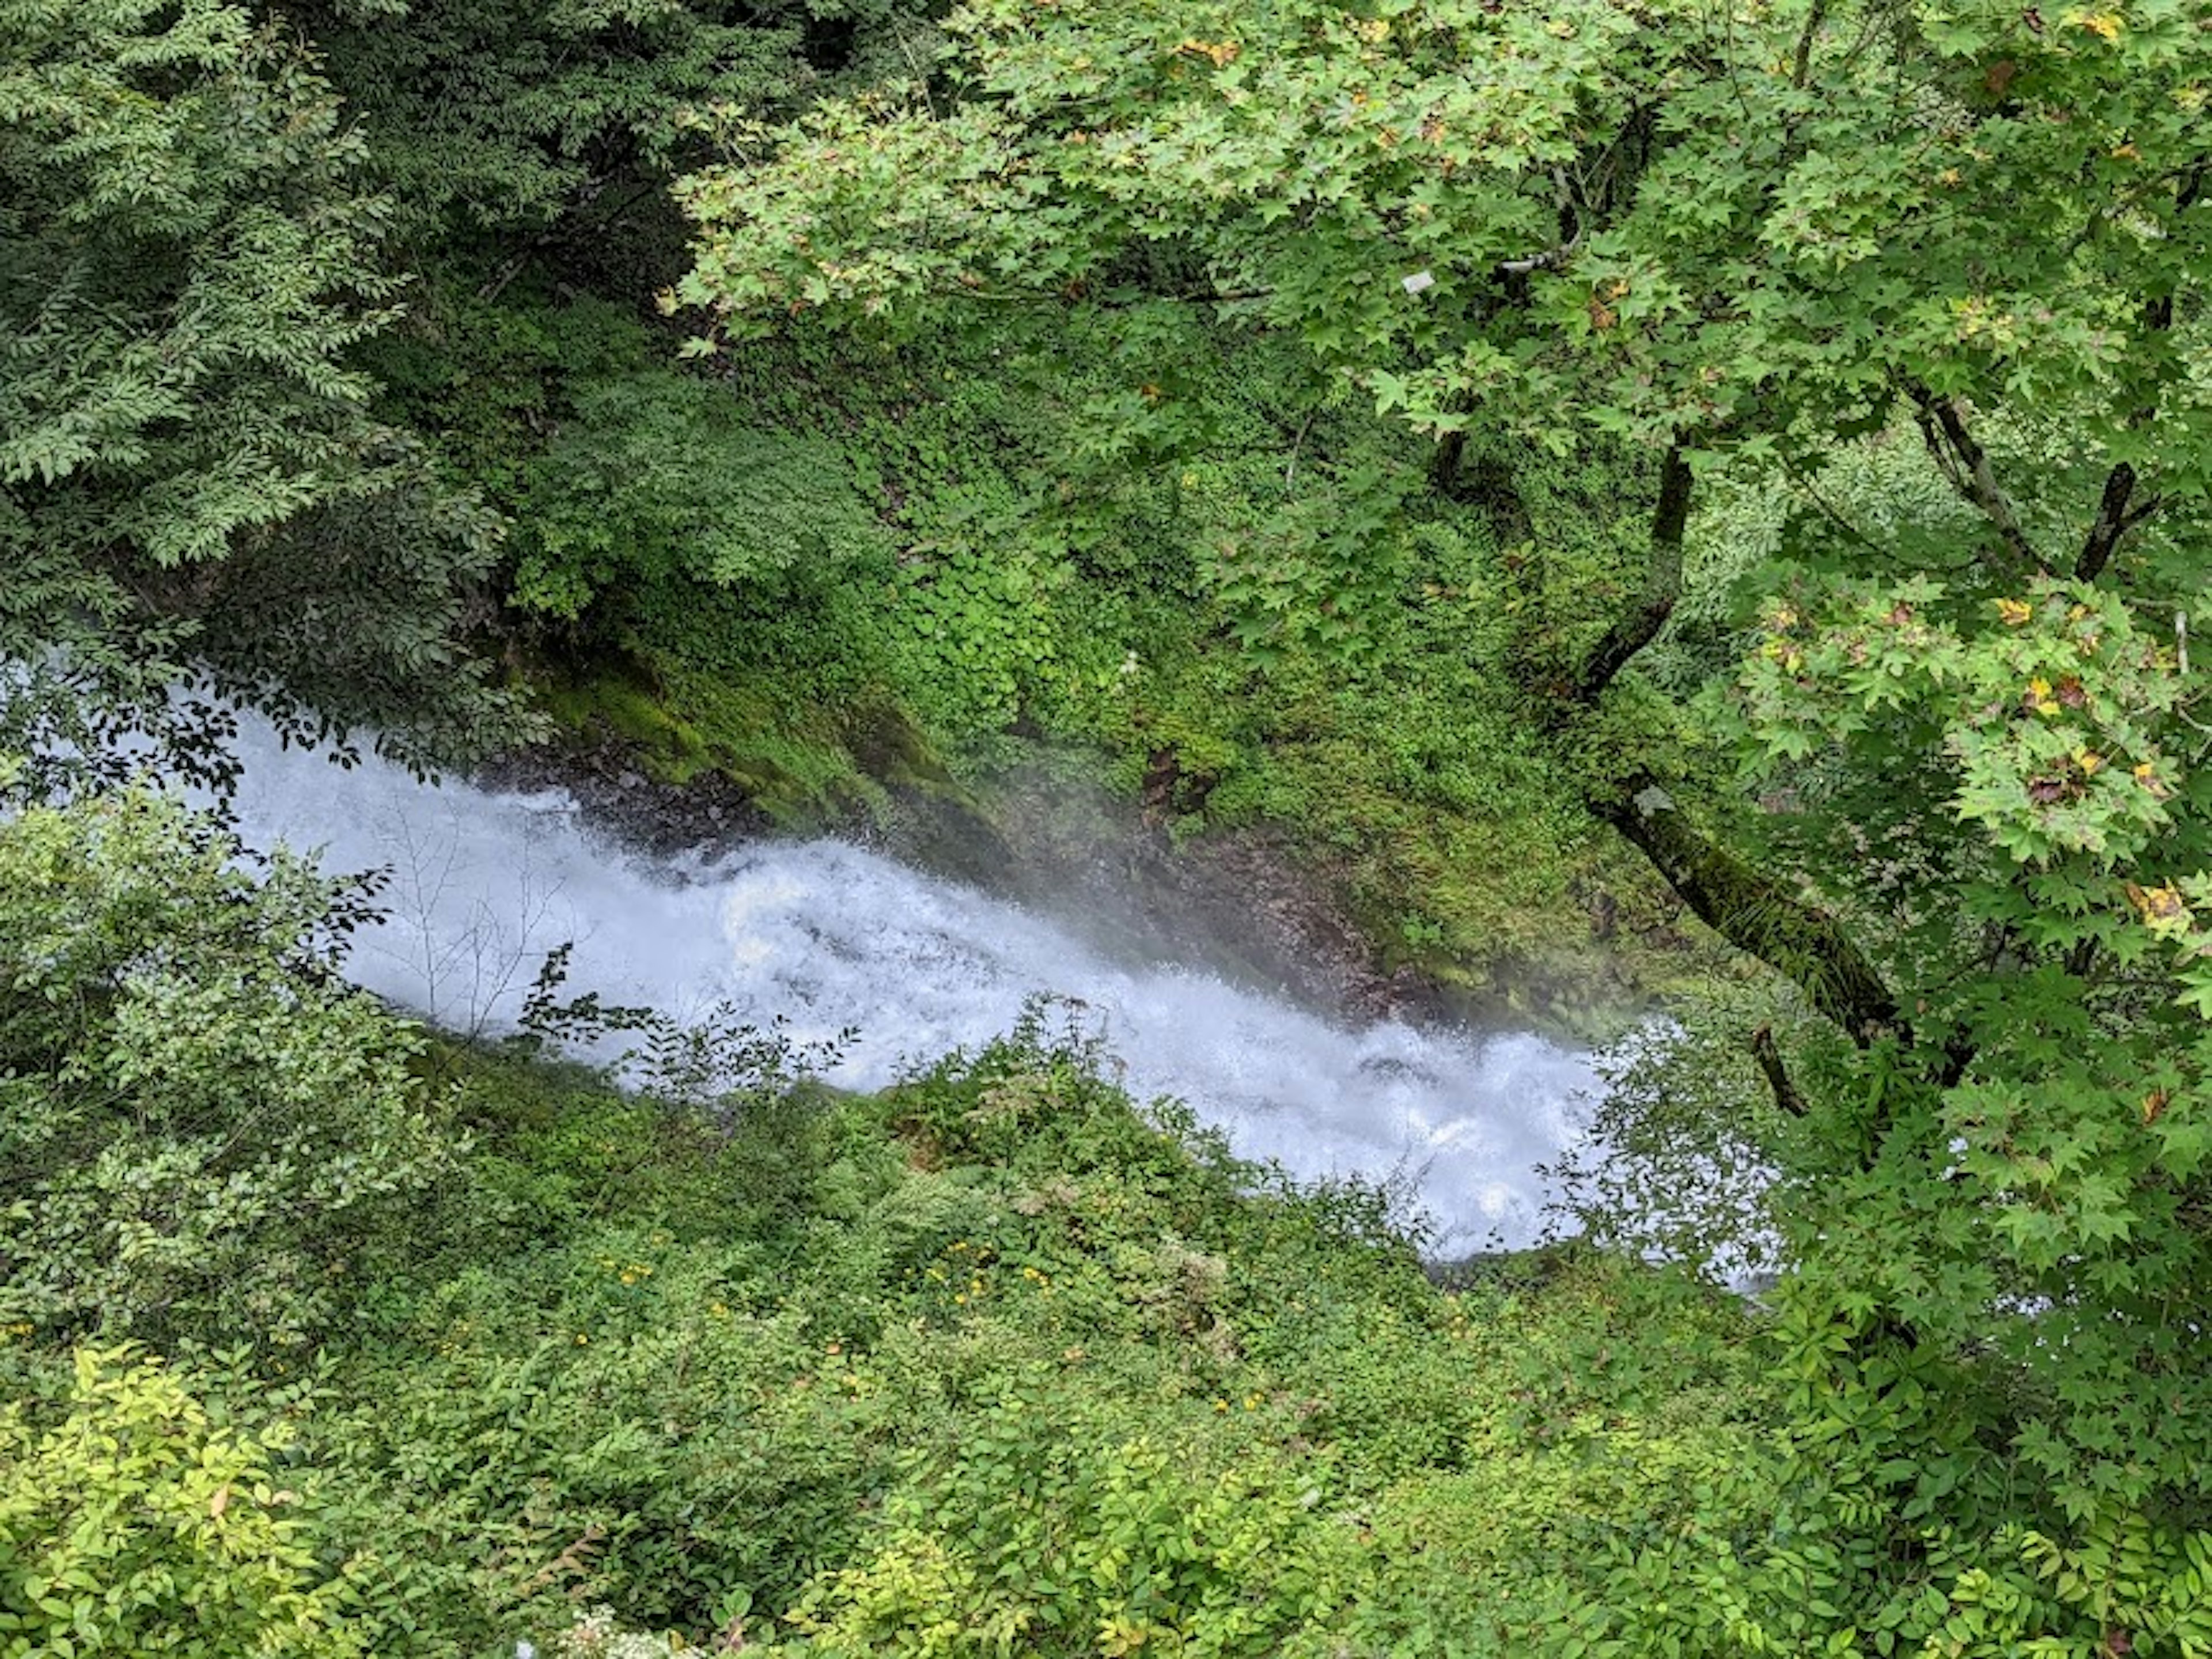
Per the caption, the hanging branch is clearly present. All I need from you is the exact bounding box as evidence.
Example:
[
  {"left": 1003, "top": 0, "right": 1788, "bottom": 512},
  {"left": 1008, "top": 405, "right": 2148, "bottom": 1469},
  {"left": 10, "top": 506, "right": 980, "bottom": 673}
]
[
  {"left": 1751, "top": 1024, "right": 1809, "bottom": 1117},
  {"left": 1595, "top": 782, "right": 1901, "bottom": 1047}
]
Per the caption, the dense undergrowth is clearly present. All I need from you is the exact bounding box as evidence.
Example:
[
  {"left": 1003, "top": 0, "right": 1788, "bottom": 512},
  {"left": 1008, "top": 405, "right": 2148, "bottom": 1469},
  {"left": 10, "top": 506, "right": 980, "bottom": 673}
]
[
  {"left": 0, "top": 789, "right": 1774, "bottom": 1654},
  {"left": 313, "top": 1022, "right": 1772, "bottom": 1656},
  {"left": 2, "top": 1017, "right": 1772, "bottom": 1657}
]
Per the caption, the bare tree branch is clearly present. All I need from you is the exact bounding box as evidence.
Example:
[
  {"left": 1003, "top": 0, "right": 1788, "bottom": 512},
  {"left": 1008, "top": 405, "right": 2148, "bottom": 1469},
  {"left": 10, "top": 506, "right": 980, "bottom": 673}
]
[{"left": 1907, "top": 384, "right": 2044, "bottom": 573}]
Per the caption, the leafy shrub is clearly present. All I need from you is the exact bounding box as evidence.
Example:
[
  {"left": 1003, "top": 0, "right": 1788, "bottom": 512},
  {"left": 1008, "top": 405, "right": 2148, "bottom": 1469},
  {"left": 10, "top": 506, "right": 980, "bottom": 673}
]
[
  {"left": 771, "top": 1408, "right": 1356, "bottom": 1657},
  {"left": 514, "top": 369, "right": 889, "bottom": 619},
  {"left": 0, "top": 789, "right": 460, "bottom": 1349},
  {"left": 0, "top": 1346, "right": 363, "bottom": 1658}
]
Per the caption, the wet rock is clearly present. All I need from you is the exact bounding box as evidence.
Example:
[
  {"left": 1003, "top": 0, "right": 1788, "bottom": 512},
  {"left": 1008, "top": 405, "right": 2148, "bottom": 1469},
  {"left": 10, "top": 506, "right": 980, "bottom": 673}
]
[
  {"left": 474, "top": 738, "right": 772, "bottom": 859},
  {"left": 966, "top": 765, "right": 1454, "bottom": 1027}
]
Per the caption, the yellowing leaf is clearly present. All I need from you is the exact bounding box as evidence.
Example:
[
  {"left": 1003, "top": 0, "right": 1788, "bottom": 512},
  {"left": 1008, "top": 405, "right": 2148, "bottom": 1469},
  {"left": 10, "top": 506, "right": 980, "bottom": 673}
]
[
  {"left": 2067, "top": 7, "right": 2124, "bottom": 39},
  {"left": 2127, "top": 881, "right": 2192, "bottom": 937},
  {"left": 1997, "top": 597, "right": 2033, "bottom": 627},
  {"left": 1176, "top": 37, "right": 1241, "bottom": 65}
]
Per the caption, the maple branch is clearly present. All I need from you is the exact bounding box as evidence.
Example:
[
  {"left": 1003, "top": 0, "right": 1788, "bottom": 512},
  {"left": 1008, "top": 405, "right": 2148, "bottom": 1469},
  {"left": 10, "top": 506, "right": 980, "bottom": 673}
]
[
  {"left": 1907, "top": 384, "right": 2044, "bottom": 573},
  {"left": 1570, "top": 444, "right": 1692, "bottom": 702},
  {"left": 1594, "top": 781, "right": 1902, "bottom": 1047},
  {"left": 1910, "top": 398, "right": 1967, "bottom": 494},
  {"left": 1497, "top": 247, "right": 1573, "bottom": 276},
  {"left": 939, "top": 282, "right": 1275, "bottom": 308},
  {"left": 2074, "top": 175, "right": 2191, "bottom": 581},
  {"left": 1791, "top": 0, "right": 1830, "bottom": 88},
  {"left": 2180, "top": 160, "right": 2208, "bottom": 215},
  {"left": 2074, "top": 463, "right": 2164, "bottom": 581}
]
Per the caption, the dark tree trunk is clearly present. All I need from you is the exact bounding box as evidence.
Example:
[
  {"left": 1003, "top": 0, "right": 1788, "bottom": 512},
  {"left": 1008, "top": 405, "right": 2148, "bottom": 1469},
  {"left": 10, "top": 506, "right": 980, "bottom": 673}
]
[
  {"left": 1570, "top": 445, "right": 1692, "bottom": 703},
  {"left": 2075, "top": 461, "right": 2140, "bottom": 582}
]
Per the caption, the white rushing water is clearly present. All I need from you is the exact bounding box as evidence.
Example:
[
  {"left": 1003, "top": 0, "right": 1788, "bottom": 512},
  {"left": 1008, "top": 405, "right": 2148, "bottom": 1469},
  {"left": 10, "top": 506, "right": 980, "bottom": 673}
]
[{"left": 215, "top": 718, "right": 1600, "bottom": 1251}]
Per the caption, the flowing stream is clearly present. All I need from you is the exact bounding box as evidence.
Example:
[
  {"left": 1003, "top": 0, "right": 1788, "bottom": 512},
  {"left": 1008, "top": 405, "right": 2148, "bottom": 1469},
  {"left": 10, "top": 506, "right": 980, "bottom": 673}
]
[{"left": 217, "top": 718, "right": 1601, "bottom": 1252}]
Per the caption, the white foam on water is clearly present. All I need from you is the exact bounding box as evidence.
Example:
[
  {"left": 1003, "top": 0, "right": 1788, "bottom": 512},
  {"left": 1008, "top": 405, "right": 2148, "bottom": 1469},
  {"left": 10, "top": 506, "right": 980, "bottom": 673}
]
[{"left": 213, "top": 718, "right": 1600, "bottom": 1251}]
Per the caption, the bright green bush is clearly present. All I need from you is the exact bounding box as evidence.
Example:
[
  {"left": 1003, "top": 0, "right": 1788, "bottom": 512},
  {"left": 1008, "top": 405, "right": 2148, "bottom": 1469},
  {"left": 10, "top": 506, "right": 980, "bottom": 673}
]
[
  {"left": 771, "top": 1414, "right": 1357, "bottom": 1658},
  {"left": 0, "top": 1346, "right": 363, "bottom": 1659}
]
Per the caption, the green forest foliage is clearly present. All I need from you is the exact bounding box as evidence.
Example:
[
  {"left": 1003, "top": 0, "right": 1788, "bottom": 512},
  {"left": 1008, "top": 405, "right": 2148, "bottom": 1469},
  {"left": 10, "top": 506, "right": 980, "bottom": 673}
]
[
  {"left": 0, "top": 785, "right": 458, "bottom": 1351},
  {"left": 264, "top": 0, "right": 941, "bottom": 248},
  {"left": 0, "top": 0, "right": 528, "bottom": 782},
  {"left": 0, "top": 1347, "right": 366, "bottom": 1659},
  {"left": 5, "top": 0, "right": 2212, "bottom": 1650},
  {"left": 676, "top": 0, "right": 2212, "bottom": 1596}
]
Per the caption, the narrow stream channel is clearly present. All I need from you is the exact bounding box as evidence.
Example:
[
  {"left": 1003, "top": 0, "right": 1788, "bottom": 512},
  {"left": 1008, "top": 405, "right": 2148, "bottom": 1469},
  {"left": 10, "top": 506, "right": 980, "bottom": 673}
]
[{"left": 218, "top": 718, "right": 1601, "bottom": 1252}]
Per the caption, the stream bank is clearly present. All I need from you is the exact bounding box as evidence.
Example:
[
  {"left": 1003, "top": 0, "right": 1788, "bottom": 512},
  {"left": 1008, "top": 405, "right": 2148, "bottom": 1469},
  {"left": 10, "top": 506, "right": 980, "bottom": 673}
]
[
  {"left": 484, "top": 662, "right": 1671, "bottom": 1044},
  {"left": 476, "top": 722, "right": 1432, "bottom": 1029}
]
